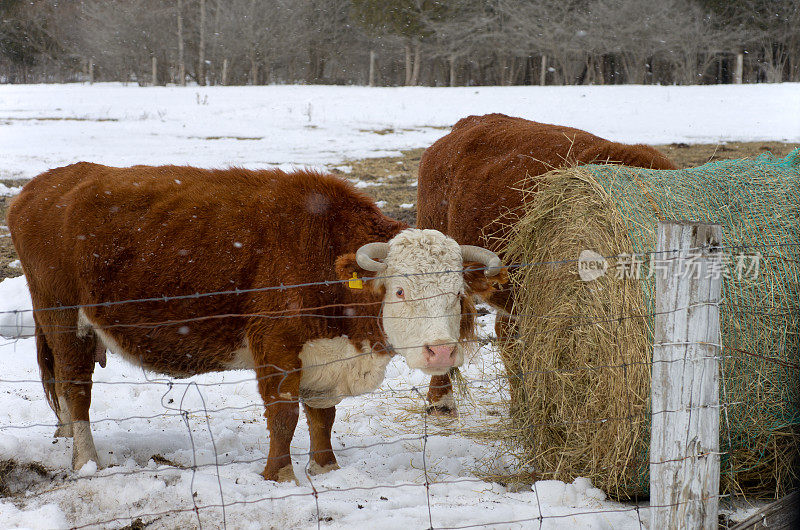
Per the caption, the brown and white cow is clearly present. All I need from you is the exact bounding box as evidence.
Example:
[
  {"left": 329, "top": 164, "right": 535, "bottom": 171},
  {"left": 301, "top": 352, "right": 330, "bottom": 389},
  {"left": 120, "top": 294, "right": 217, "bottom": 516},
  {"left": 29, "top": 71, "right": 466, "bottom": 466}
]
[
  {"left": 7, "top": 162, "right": 506, "bottom": 482},
  {"left": 417, "top": 113, "right": 678, "bottom": 414}
]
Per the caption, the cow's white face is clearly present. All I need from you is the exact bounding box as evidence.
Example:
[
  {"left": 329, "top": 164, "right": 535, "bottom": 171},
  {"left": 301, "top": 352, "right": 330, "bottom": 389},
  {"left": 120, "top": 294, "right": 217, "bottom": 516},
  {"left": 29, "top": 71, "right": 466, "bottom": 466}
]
[{"left": 379, "top": 229, "right": 466, "bottom": 375}]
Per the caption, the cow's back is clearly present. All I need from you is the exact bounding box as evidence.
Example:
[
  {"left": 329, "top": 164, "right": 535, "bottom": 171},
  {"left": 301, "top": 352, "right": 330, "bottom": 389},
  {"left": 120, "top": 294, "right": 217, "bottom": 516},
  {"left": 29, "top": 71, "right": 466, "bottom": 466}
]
[
  {"left": 11, "top": 162, "right": 282, "bottom": 305},
  {"left": 417, "top": 113, "right": 676, "bottom": 250}
]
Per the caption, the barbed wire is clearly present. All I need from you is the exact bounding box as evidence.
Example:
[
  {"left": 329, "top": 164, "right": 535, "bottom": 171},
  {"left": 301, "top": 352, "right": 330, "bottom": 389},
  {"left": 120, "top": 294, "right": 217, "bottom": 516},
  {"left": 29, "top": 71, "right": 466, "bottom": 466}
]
[
  {"left": 0, "top": 362, "right": 785, "bottom": 528},
  {"left": 0, "top": 243, "right": 794, "bottom": 528},
  {"left": 0, "top": 306, "right": 794, "bottom": 392},
  {"left": 3, "top": 269, "right": 791, "bottom": 344},
  {"left": 1, "top": 300, "right": 794, "bottom": 341},
  {"left": 0, "top": 240, "right": 793, "bottom": 317}
]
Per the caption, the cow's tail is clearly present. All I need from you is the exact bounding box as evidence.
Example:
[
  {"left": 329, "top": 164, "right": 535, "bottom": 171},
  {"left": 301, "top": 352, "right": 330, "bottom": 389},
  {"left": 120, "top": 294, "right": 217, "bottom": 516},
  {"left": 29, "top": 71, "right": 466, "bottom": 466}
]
[{"left": 35, "top": 318, "right": 59, "bottom": 415}]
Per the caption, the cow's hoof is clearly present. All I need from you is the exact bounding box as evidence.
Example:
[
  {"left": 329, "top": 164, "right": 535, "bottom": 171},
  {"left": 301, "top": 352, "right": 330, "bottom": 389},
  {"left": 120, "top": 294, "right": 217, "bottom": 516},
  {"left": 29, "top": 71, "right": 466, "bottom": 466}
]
[
  {"left": 262, "top": 464, "right": 299, "bottom": 484},
  {"left": 54, "top": 423, "right": 73, "bottom": 438},
  {"left": 71, "top": 444, "right": 102, "bottom": 471},
  {"left": 72, "top": 454, "right": 101, "bottom": 472},
  {"left": 426, "top": 404, "right": 458, "bottom": 418},
  {"left": 70, "top": 421, "right": 100, "bottom": 471},
  {"left": 308, "top": 461, "right": 339, "bottom": 476},
  {"left": 277, "top": 465, "right": 299, "bottom": 484}
]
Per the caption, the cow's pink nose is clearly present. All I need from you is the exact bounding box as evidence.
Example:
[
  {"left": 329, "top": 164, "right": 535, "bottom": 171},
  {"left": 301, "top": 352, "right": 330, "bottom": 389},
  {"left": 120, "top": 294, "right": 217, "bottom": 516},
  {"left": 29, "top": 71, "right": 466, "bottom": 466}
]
[{"left": 424, "top": 343, "right": 456, "bottom": 368}]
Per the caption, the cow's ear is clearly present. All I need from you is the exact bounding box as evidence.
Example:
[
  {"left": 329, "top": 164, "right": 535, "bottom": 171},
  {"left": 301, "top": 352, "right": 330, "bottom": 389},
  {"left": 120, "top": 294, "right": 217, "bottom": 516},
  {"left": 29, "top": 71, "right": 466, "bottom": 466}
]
[
  {"left": 463, "top": 261, "right": 508, "bottom": 299},
  {"left": 335, "top": 253, "right": 384, "bottom": 294}
]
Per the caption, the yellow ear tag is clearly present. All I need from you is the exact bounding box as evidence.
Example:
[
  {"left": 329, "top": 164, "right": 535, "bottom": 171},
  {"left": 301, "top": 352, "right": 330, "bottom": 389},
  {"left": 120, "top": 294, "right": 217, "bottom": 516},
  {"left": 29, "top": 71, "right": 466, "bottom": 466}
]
[{"left": 348, "top": 272, "right": 363, "bottom": 290}]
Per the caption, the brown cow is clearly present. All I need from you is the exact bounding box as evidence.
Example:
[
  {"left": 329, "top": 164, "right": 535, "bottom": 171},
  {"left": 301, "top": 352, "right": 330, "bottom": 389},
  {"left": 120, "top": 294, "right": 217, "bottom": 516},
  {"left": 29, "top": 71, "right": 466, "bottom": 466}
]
[
  {"left": 417, "top": 113, "right": 678, "bottom": 414},
  {"left": 7, "top": 163, "right": 507, "bottom": 482}
]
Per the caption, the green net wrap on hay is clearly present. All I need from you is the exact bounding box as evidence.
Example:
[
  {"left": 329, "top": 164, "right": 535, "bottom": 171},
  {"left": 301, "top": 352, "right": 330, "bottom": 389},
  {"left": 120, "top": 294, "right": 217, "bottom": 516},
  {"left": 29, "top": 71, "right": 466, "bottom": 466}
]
[{"left": 497, "top": 150, "right": 799, "bottom": 500}]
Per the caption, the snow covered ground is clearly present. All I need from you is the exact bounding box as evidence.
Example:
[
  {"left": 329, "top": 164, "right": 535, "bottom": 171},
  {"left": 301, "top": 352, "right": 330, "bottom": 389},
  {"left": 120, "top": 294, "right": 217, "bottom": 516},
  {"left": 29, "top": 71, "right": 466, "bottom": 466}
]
[
  {"left": 1, "top": 83, "right": 798, "bottom": 180},
  {"left": 0, "top": 296, "right": 641, "bottom": 529},
  {"left": 2, "top": 83, "right": 796, "bottom": 529}
]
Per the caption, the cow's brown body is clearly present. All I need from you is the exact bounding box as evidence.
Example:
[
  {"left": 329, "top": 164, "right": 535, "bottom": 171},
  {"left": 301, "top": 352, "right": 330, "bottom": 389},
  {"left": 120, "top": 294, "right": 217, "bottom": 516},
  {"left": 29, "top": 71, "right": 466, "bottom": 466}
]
[
  {"left": 8, "top": 163, "right": 503, "bottom": 480},
  {"left": 417, "top": 114, "right": 678, "bottom": 412}
]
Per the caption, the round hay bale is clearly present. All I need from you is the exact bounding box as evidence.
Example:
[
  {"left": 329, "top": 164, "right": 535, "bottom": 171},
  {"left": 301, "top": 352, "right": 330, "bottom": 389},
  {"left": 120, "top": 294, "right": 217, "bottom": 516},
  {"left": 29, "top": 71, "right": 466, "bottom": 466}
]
[{"left": 495, "top": 150, "right": 800, "bottom": 500}]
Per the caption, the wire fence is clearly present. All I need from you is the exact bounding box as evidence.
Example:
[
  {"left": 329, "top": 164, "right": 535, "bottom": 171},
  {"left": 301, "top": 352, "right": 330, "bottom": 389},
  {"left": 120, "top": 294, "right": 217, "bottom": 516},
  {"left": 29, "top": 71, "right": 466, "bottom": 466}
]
[{"left": 0, "top": 241, "right": 796, "bottom": 529}]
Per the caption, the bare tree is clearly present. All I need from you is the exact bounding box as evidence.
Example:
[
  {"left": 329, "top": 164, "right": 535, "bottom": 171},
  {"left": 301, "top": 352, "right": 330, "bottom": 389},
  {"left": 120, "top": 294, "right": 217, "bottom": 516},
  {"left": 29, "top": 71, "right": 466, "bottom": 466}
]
[
  {"left": 586, "top": 0, "right": 668, "bottom": 84},
  {"left": 657, "top": 0, "right": 739, "bottom": 84},
  {"left": 0, "top": 0, "right": 83, "bottom": 82},
  {"left": 1, "top": 0, "right": 796, "bottom": 85},
  {"left": 494, "top": 0, "right": 593, "bottom": 85},
  {"left": 351, "top": 0, "right": 442, "bottom": 86},
  {"left": 177, "top": 0, "right": 186, "bottom": 85},
  {"left": 423, "top": 2, "right": 498, "bottom": 86},
  {"left": 80, "top": 0, "right": 176, "bottom": 85},
  {"left": 739, "top": 0, "right": 800, "bottom": 82},
  {"left": 197, "top": 0, "right": 206, "bottom": 85}
]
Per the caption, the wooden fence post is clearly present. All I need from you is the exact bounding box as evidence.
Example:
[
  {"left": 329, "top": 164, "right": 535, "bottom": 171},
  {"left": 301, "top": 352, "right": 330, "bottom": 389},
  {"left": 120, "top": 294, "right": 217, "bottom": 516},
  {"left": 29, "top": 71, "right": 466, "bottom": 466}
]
[
  {"left": 539, "top": 55, "right": 547, "bottom": 86},
  {"left": 369, "top": 50, "right": 377, "bottom": 87},
  {"left": 734, "top": 52, "right": 744, "bottom": 84},
  {"left": 650, "top": 220, "right": 722, "bottom": 529}
]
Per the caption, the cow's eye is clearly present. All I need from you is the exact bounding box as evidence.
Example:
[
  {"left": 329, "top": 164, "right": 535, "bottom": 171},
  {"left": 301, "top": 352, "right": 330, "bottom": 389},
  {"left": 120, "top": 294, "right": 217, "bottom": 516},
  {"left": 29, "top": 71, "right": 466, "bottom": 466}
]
[{"left": 396, "top": 288, "right": 405, "bottom": 299}]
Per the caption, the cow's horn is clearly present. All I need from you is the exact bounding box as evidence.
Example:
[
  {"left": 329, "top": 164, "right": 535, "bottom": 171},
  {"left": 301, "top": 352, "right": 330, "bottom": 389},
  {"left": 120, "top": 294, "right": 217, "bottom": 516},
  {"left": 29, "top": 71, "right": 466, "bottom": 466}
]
[
  {"left": 460, "top": 245, "right": 503, "bottom": 277},
  {"left": 356, "top": 242, "right": 389, "bottom": 272}
]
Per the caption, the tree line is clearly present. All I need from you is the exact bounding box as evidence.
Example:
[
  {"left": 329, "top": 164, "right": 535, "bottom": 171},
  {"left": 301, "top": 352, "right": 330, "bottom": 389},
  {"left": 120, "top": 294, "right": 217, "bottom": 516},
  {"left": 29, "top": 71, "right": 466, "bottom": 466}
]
[{"left": 1, "top": 0, "right": 798, "bottom": 86}]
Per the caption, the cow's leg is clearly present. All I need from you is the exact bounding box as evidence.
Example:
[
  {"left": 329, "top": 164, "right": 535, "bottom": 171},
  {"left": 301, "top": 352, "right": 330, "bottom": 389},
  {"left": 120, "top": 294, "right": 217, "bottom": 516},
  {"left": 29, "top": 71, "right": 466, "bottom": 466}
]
[
  {"left": 48, "top": 314, "right": 99, "bottom": 471},
  {"left": 303, "top": 404, "right": 339, "bottom": 475},
  {"left": 30, "top": 314, "right": 73, "bottom": 437},
  {"left": 251, "top": 334, "right": 302, "bottom": 483},
  {"left": 32, "top": 324, "right": 73, "bottom": 438},
  {"left": 58, "top": 364, "right": 98, "bottom": 470},
  {"left": 426, "top": 373, "right": 456, "bottom": 416},
  {"left": 53, "top": 395, "right": 73, "bottom": 438},
  {"left": 260, "top": 372, "right": 300, "bottom": 483}
]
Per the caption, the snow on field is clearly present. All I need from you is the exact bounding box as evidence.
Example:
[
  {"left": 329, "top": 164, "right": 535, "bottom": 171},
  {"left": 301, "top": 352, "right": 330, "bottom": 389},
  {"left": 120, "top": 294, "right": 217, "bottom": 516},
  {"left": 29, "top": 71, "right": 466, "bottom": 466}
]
[
  {"left": 0, "top": 184, "right": 22, "bottom": 196},
  {"left": 1, "top": 83, "right": 799, "bottom": 180},
  {"left": 0, "top": 299, "right": 647, "bottom": 529},
  {"left": 0, "top": 276, "right": 33, "bottom": 339},
  {"left": 1, "top": 83, "right": 791, "bottom": 528}
]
